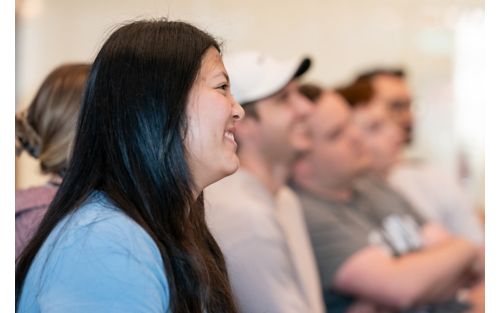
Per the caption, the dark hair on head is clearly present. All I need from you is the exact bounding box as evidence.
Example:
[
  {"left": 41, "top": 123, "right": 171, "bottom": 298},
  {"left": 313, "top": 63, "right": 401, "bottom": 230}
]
[
  {"left": 298, "top": 83, "right": 323, "bottom": 103},
  {"left": 15, "top": 63, "right": 91, "bottom": 176},
  {"left": 238, "top": 101, "right": 258, "bottom": 120},
  {"left": 355, "top": 67, "right": 406, "bottom": 82},
  {"left": 16, "top": 19, "right": 238, "bottom": 313},
  {"left": 336, "top": 79, "right": 375, "bottom": 108}
]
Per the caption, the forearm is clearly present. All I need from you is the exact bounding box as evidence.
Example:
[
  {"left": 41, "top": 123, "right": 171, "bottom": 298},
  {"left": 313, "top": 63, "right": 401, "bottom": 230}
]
[
  {"left": 334, "top": 239, "right": 479, "bottom": 310},
  {"left": 417, "top": 264, "right": 472, "bottom": 303},
  {"left": 389, "top": 237, "right": 478, "bottom": 306}
]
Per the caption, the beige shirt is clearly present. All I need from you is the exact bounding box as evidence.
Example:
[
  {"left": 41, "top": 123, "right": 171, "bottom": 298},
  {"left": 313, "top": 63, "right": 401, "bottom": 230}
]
[{"left": 205, "top": 169, "right": 325, "bottom": 313}]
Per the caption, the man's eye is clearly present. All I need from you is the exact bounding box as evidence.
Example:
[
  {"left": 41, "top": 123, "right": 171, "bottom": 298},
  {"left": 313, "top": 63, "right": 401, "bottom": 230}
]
[
  {"left": 328, "top": 129, "right": 342, "bottom": 140},
  {"left": 278, "top": 92, "right": 289, "bottom": 102},
  {"left": 368, "top": 122, "right": 382, "bottom": 132},
  {"left": 390, "top": 100, "right": 411, "bottom": 110}
]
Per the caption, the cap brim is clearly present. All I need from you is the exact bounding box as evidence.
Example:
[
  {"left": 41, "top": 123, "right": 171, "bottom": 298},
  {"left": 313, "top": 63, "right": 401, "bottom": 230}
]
[{"left": 293, "top": 57, "right": 311, "bottom": 78}]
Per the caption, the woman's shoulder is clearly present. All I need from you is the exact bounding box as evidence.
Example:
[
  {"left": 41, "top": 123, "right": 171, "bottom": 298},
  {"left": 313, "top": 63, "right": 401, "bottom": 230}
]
[
  {"left": 20, "top": 191, "right": 170, "bottom": 313},
  {"left": 51, "top": 192, "right": 160, "bottom": 259}
]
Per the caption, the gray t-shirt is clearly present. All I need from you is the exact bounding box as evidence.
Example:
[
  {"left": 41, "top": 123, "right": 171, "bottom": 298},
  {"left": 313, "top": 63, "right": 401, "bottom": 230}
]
[{"left": 293, "top": 177, "right": 427, "bottom": 313}]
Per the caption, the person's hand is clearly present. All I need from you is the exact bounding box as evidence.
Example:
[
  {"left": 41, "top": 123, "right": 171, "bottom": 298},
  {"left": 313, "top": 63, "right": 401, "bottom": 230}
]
[
  {"left": 466, "top": 281, "right": 485, "bottom": 313},
  {"left": 463, "top": 245, "right": 485, "bottom": 286}
]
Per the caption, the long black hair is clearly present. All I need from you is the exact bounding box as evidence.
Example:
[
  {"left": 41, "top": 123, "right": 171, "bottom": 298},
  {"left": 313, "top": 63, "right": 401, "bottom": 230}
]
[{"left": 16, "top": 19, "right": 238, "bottom": 313}]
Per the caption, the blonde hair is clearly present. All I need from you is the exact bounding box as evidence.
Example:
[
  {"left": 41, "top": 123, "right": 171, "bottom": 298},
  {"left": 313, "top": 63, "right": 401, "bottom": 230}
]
[{"left": 16, "top": 63, "right": 91, "bottom": 176}]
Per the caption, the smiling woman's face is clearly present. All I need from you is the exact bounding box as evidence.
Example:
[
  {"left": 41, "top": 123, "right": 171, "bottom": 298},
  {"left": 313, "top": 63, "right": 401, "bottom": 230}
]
[{"left": 185, "top": 47, "right": 245, "bottom": 193}]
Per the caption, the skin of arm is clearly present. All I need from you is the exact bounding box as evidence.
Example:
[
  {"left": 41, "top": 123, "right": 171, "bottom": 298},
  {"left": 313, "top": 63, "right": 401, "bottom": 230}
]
[
  {"left": 333, "top": 237, "right": 479, "bottom": 310},
  {"left": 421, "top": 222, "right": 484, "bottom": 282},
  {"left": 420, "top": 222, "right": 453, "bottom": 247}
]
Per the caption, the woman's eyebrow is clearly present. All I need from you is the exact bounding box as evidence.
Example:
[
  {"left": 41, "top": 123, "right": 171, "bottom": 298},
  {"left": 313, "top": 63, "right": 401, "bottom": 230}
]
[{"left": 212, "top": 71, "right": 229, "bottom": 82}]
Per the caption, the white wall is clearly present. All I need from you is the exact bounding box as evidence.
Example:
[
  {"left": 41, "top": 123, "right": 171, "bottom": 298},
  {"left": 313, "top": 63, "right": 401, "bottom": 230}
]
[{"left": 16, "top": 0, "right": 484, "bottom": 206}]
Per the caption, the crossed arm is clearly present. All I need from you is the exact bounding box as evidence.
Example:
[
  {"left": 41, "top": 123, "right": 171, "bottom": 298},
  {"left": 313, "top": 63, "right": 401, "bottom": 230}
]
[{"left": 333, "top": 226, "right": 481, "bottom": 311}]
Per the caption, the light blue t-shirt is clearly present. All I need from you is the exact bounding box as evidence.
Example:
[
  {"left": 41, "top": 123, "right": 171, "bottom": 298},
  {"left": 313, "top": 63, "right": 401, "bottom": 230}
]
[{"left": 17, "top": 191, "right": 170, "bottom": 313}]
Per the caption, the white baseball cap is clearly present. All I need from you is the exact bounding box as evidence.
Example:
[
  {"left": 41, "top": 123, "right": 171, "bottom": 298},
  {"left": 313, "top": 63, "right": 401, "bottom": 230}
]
[{"left": 223, "top": 51, "right": 311, "bottom": 105}]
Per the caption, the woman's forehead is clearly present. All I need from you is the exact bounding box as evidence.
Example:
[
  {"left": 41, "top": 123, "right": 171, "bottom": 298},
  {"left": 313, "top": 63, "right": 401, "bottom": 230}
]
[{"left": 198, "top": 49, "right": 227, "bottom": 81}]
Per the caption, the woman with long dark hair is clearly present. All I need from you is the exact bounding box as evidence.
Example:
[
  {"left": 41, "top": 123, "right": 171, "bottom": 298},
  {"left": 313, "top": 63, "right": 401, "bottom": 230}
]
[{"left": 16, "top": 19, "right": 244, "bottom": 313}]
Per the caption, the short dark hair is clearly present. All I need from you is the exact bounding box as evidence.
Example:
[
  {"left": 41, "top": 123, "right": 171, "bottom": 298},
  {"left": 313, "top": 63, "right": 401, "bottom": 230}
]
[
  {"left": 336, "top": 80, "right": 375, "bottom": 108},
  {"left": 355, "top": 67, "right": 406, "bottom": 83},
  {"left": 239, "top": 100, "right": 259, "bottom": 120},
  {"left": 299, "top": 83, "right": 323, "bottom": 103}
]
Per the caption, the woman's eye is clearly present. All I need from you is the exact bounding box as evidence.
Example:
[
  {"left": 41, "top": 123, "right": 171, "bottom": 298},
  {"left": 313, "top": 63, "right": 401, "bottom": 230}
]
[{"left": 217, "top": 83, "right": 229, "bottom": 91}]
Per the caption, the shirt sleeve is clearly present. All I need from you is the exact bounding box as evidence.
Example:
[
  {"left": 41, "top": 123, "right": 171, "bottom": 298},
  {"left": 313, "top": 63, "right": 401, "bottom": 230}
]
[{"left": 35, "top": 219, "right": 170, "bottom": 313}]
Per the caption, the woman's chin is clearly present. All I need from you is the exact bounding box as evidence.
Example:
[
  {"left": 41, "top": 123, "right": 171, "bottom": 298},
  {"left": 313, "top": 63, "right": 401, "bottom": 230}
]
[
  {"left": 224, "top": 157, "right": 240, "bottom": 177},
  {"left": 208, "top": 158, "right": 240, "bottom": 186}
]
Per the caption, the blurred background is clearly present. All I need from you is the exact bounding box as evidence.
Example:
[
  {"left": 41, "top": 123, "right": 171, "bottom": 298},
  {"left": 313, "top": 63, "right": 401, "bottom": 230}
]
[{"left": 15, "top": 0, "right": 484, "bottom": 213}]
